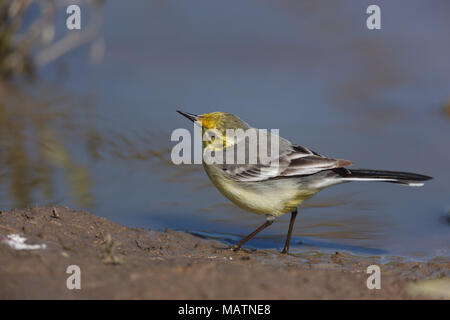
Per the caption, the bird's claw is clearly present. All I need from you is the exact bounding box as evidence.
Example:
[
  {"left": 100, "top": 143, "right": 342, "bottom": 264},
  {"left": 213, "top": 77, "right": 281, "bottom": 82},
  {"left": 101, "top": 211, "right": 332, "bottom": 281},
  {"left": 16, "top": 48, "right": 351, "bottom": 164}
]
[{"left": 230, "top": 245, "right": 241, "bottom": 252}]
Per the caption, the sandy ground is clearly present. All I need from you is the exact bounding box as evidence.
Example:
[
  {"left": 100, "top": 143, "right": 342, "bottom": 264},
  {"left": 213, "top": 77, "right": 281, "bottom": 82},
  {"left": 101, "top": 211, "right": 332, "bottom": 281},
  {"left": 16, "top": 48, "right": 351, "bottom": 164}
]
[{"left": 0, "top": 206, "right": 449, "bottom": 299}]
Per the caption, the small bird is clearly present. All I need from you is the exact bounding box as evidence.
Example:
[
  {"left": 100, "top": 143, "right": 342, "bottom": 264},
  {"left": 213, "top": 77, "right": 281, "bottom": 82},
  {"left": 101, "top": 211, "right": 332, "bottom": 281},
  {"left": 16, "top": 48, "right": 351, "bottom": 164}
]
[{"left": 177, "top": 110, "right": 432, "bottom": 254}]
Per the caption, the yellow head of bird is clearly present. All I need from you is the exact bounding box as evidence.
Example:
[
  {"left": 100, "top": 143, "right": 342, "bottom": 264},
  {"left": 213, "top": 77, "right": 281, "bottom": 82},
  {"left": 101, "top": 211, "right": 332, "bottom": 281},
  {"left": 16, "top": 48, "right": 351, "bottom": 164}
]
[{"left": 177, "top": 111, "right": 250, "bottom": 149}]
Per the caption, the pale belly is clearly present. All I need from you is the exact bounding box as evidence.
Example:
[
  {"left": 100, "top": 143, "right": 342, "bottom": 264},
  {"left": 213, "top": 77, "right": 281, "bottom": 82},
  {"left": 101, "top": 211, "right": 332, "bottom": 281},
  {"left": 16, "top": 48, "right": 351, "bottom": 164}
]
[{"left": 203, "top": 164, "right": 317, "bottom": 216}]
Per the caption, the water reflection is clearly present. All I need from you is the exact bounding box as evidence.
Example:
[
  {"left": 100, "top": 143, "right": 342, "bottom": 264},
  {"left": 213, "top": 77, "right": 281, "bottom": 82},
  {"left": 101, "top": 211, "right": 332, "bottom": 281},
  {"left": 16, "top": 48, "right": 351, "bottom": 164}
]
[
  {"left": 442, "top": 99, "right": 450, "bottom": 120},
  {"left": 0, "top": 81, "right": 199, "bottom": 209},
  {"left": 0, "top": 82, "right": 93, "bottom": 208}
]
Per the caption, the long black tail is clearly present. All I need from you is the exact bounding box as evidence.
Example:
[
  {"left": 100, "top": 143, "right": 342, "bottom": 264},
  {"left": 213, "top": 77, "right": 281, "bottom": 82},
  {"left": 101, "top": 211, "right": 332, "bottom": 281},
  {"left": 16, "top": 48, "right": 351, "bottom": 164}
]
[{"left": 333, "top": 168, "right": 433, "bottom": 186}]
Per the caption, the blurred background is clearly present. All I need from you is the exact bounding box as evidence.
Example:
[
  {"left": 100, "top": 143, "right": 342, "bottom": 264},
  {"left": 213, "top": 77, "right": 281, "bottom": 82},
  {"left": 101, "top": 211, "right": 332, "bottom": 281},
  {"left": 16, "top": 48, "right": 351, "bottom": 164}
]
[{"left": 1, "top": 0, "right": 449, "bottom": 259}]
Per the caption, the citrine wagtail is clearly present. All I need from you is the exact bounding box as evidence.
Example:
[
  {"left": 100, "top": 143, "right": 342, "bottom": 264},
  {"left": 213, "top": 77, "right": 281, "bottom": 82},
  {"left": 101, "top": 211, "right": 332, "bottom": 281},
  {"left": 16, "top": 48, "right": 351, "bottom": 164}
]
[{"left": 177, "top": 110, "right": 432, "bottom": 254}]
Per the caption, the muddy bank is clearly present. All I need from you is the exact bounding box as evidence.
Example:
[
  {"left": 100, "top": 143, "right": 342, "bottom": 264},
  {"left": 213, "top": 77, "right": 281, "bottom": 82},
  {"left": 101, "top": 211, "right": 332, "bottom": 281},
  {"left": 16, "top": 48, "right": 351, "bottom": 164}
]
[{"left": 0, "top": 206, "right": 448, "bottom": 299}]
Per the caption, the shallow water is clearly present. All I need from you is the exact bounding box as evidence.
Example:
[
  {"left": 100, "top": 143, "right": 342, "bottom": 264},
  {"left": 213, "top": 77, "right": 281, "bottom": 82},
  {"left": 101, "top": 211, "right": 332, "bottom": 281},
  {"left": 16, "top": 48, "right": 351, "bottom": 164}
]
[{"left": 2, "top": 0, "right": 449, "bottom": 260}]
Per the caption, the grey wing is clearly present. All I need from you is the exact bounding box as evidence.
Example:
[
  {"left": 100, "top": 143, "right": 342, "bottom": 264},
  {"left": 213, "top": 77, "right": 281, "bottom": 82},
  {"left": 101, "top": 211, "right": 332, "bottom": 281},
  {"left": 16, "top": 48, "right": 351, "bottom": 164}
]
[{"left": 223, "top": 135, "right": 353, "bottom": 182}]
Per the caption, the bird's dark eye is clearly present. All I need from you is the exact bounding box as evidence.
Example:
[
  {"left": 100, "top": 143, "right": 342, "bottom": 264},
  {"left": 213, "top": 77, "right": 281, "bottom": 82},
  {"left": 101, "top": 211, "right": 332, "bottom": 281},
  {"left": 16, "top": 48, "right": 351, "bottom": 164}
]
[{"left": 222, "top": 168, "right": 227, "bottom": 171}]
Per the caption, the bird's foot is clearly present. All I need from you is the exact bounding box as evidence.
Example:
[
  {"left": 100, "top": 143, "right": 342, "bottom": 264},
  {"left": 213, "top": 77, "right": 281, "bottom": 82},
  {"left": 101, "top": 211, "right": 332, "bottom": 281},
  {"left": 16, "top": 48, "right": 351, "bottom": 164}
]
[
  {"left": 280, "top": 247, "right": 289, "bottom": 254},
  {"left": 230, "top": 244, "right": 241, "bottom": 252}
]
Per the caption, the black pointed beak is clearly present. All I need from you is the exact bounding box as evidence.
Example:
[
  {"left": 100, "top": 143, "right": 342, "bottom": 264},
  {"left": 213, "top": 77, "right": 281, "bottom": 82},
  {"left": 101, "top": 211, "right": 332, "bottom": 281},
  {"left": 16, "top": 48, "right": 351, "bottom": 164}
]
[{"left": 176, "top": 110, "right": 198, "bottom": 122}]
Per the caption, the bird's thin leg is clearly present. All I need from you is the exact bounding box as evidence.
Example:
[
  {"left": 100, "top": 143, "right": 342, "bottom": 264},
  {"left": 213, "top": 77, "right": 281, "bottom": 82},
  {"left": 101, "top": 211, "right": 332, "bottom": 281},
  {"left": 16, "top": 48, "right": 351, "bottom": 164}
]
[
  {"left": 231, "top": 218, "right": 274, "bottom": 251},
  {"left": 281, "top": 209, "right": 298, "bottom": 254}
]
